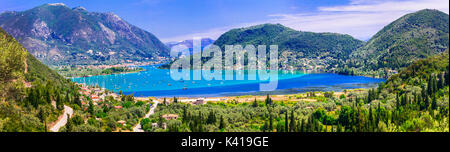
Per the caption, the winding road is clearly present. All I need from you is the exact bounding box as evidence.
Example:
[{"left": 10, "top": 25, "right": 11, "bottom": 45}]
[
  {"left": 50, "top": 105, "right": 73, "bottom": 132},
  {"left": 133, "top": 100, "right": 159, "bottom": 132}
]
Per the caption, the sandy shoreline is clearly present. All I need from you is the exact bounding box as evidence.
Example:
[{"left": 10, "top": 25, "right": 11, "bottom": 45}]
[{"left": 134, "top": 88, "right": 367, "bottom": 104}]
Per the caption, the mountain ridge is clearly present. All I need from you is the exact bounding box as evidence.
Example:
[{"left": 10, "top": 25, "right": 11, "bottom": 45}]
[
  {"left": 165, "top": 38, "right": 215, "bottom": 55},
  {"left": 0, "top": 3, "right": 170, "bottom": 65},
  {"left": 345, "top": 9, "right": 449, "bottom": 78},
  {"left": 211, "top": 23, "right": 364, "bottom": 72}
]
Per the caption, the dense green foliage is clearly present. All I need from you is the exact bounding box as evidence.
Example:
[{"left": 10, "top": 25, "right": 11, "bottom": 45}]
[
  {"left": 214, "top": 23, "right": 363, "bottom": 60},
  {"left": 1, "top": 27, "right": 81, "bottom": 132},
  {"left": 149, "top": 52, "right": 449, "bottom": 132},
  {"left": 55, "top": 66, "right": 144, "bottom": 77},
  {"left": 162, "top": 9, "right": 448, "bottom": 79},
  {"left": 25, "top": 51, "right": 67, "bottom": 85},
  {"left": 161, "top": 23, "right": 363, "bottom": 72},
  {"left": 342, "top": 9, "right": 449, "bottom": 78},
  {"left": 0, "top": 28, "right": 27, "bottom": 101},
  {"left": 60, "top": 94, "right": 150, "bottom": 132},
  {"left": 2, "top": 6, "right": 449, "bottom": 132}
]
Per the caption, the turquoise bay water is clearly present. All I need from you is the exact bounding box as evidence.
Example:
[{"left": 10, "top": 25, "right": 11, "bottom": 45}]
[{"left": 71, "top": 65, "right": 385, "bottom": 97}]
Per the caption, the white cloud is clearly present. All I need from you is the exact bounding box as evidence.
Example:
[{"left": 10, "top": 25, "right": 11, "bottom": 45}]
[
  {"left": 266, "top": 11, "right": 406, "bottom": 40},
  {"left": 161, "top": 0, "right": 449, "bottom": 42},
  {"left": 276, "top": 0, "right": 449, "bottom": 40},
  {"left": 160, "top": 26, "right": 229, "bottom": 43},
  {"left": 319, "top": 0, "right": 449, "bottom": 13},
  {"left": 160, "top": 21, "right": 266, "bottom": 42}
]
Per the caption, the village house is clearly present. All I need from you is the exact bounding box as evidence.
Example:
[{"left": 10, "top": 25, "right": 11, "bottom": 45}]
[
  {"left": 117, "top": 120, "right": 126, "bottom": 126},
  {"left": 152, "top": 123, "right": 167, "bottom": 129},
  {"left": 192, "top": 98, "right": 206, "bottom": 105},
  {"left": 91, "top": 94, "right": 100, "bottom": 102},
  {"left": 162, "top": 114, "right": 179, "bottom": 120},
  {"left": 152, "top": 123, "right": 158, "bottom": 128}
]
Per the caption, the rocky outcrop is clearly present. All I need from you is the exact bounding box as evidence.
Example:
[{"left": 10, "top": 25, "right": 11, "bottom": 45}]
[{"left": 0, "top": 3, "right": 170, "bottom": 65}]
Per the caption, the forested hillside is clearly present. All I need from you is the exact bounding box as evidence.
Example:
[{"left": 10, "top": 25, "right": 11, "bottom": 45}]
[
  {"left": 161, "top": 9, "right": 448, "bottom": 76},
  {"left": 340, "top": 9, "right": 449, "bottom": 78},
  {"left": 1, "top": 27, "right": 80, "bottom": 131},
  {"left": 161, "top": 23, "right": 363, "bottom": 72},
  {"left": 214, "top": 24, "right": 364, "bottom": 72}
]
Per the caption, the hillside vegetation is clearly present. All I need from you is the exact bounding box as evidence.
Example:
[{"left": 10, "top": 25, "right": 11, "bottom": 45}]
[
  {"left": 1, "top": 27, "right": 80, "bottom": 131},
  {"left": 161, "top": 23, "right": 363, "bottom": 72},
  {"left": 161, "top": 10, "right": 448, "bottom": 77},
  {"left": 149, "top": 52, "right": 449, "bottom": 132},
  {"left": 342, "top": 9, "right": 449, "bottom": 78}
]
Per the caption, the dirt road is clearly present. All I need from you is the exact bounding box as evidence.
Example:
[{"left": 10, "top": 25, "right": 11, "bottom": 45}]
[{"left": 50, "top": 105, "right": 73, "bottom": 132}]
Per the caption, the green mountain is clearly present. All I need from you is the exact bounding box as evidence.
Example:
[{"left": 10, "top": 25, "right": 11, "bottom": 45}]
[
  {"left": 316, "top": 51, "right": 449, "bottom": 132},
  {"left": 1, "top": 27, "right": 66, "bottom": 101},
  {"left": 1, "top": 26, "right": 81, "bottom": 132},
  {"left": 213, "top": 23, "right": 364, "bottom": 72},
  {"left": 387, "top": 49, "right": 449, "bottom": 88},
  {"left": 161, "top": 9, "right": 448, "bottom": 76},
  {"left": 345, "top": 9, "right": 449, "bottom": 78},
  {"left": 0, "top": 3, "right": 170, "bottom": 65}
]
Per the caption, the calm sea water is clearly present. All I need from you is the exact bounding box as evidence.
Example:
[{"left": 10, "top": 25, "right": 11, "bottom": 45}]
[{"left": 71, "top": 65, "right": 385, "bottom": 97}]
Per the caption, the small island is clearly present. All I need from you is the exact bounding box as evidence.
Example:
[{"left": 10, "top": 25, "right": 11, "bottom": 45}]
[{"left": 54, "top": 65, "right": 145, "bottom": 78}]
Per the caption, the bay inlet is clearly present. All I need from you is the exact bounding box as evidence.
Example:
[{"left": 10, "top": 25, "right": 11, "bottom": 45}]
[{"left": 71, "top": 65, "right": 385, "bottom": 97}]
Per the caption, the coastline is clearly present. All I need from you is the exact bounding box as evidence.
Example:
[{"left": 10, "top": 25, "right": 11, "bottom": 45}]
[
  {"left": 60, "top": 61, "right": 166, "bottom": 79},
  {"left": 67, "top": 68, "right": 145, "bottom": 79},
  {"left": 134, "top": 88, "right": 368, "bottom": 105},
  {"left": 127, "top": 81, "right": 381, "bottom": 98}
]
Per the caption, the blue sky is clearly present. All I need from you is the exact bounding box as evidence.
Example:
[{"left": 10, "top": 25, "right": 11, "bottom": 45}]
[{"left": 0, "top": 0, "right": 448, "bottom": 42}]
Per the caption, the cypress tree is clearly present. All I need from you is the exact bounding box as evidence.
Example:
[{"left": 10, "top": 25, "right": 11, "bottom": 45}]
[
  {"left": 369, "top": 106, "right": 373, "bottom": 129},
  {"left": 206, "top": 111, "right": 216, "bottom": 124},
  {"left": 337, "top": 123, "right": 342, "bottom": 132},
  {"left": 433, "top": 75, "right": 438, "bottom": 94},
  {"left": 265, "top": 94, "right": 272, "bottom": 105},
  {"left": 395, "top": 94, "right": 400, "bottom": 108},
  {"left": 300, "top": 119, "right": 305, "bottom": 132},
  {"left": 158, "top": 114, "right": 164, "bottom": 127},
  {"left": 285, "top": 112, "right": 289, "bottom": 132},
  {"left": 376, "top": 103, "right": 381, "bottom": 126},
  {"left": 431, "top": 95, "right": 437, "bottom": 110},
  {"left": 413, "top": 92, "right": 418, "bottom": 105},
  {"left": 65, "top": 91, "right": 70, "bottom": 103},
  {"left": 296, "top": 121, "right": 301, "bottom": 132},
  {"left": 424, "top": 96, "right": 430, "bottom": 110},
  {"left": 269, "top": 114, "right": 273, "bottom": 131},
  {"left": 445, "top": 69, "right": 449, "bottom": 86},
  {"left": 252, "top": 98, "right": 258, "bottom": 107},
  {"left": 182, "top": 105, "right": 188, "bottom": 123},
  {"left": 66, "top": 114, "right": 72, "bottom": 132},
  {"left": 219, "top": 116, "right": 226, "bottom": 130},
  {"left": 74, "top": 92, "right": 81, "bottom": 107},
  {"left": 289, "top": 110, "right": 295, "bottom": 132},
  {"left": 56, "top": 92, "right": 63, "bottom": 110},
  {"left": 427, "top": 76, "right": 432, "bottom": 95},
  {"left": 438, "top": 72, "right": 444, "bottom": 89},
  {"left": 88, "top": 101, "right": 94, "bottom": 116},
  {"left": 263, "top": 121, "right": 269, "bottom": 132}
]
